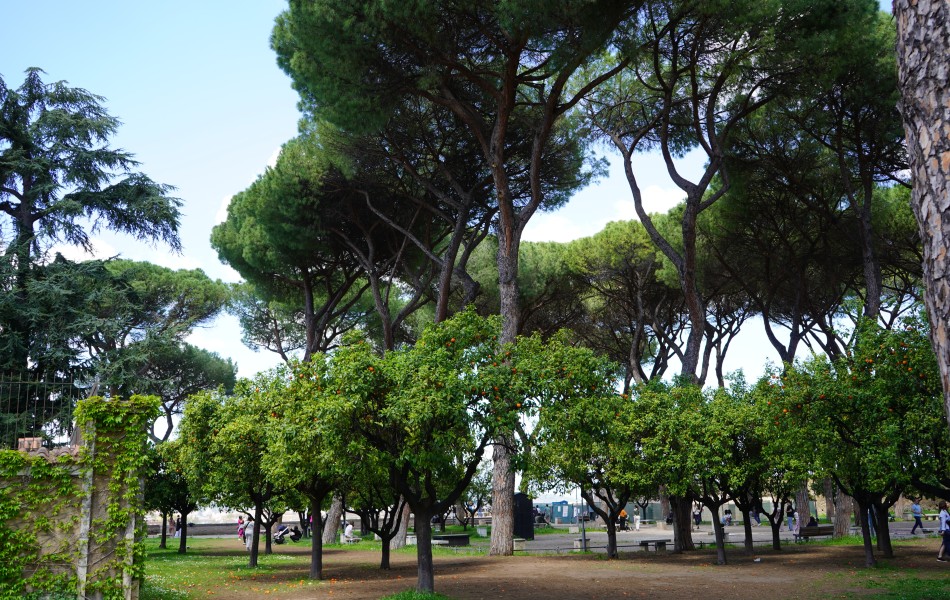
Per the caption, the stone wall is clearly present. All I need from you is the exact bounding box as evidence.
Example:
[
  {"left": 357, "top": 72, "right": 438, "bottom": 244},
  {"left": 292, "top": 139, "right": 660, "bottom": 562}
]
[{"left": 0, "top": 395, "right": 158, "bottom": 600}]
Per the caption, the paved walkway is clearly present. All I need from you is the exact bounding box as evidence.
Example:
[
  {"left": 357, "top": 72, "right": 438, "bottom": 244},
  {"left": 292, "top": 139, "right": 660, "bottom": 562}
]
[{"left": 465, "top": 521, "right": 937, "bottom": 554}]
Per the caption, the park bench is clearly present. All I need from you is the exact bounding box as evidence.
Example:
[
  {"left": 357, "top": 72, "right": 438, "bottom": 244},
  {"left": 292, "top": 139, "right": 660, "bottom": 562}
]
[
  {"left": 432, "top": 533, "right": 470, "bottom": 546},
  {"left": 639, "top": 538, "right": 671, "bottom": 551},
  {"left": 340, "top": 534, "right": 361, "bottom": 544},
  {"left": 796, "top": 525, "right": 833, "bottom": 541},
  {"left": 922, "top": 514, "right": 940, "bottom": 521}
]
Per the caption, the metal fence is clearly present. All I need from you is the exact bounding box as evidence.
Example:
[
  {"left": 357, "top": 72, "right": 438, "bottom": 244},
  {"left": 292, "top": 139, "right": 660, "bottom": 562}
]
[{"left": 0, "top": 373, "right": 83, "bottom": 450}]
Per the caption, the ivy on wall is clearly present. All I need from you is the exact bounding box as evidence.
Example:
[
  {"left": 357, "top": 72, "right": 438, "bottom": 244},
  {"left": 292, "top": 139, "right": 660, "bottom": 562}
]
[{"left": 0, "top": 395, "right": 159, "bottom": 600}]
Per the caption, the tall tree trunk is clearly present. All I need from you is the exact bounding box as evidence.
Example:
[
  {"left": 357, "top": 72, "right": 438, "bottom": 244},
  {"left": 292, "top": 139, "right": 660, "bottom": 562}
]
[
  {"left": 670, "top": 496, "right": 695, "bottom": 552},
  {"left": 796, "top": 485, "right": 811, "bottom": 523},
  {"left": 323, "top": 495, "right": 344, "bottom": 545},
  {"left": 895, "top": 0, "right": 950, "bottom": 425},
  {"left": 823, "top": 478, "right": 835, "bottom": 522},
  {"left": 833, "top": 491, "right": 854, "bottom": 538},
  {"left": 659, "top": 488, "right": 671, "bottom": 525},
  {"left": 392, "top": 501, "right": 411, "bottom": 549},
  {"left": 490, "top": 233, "right": 521, "bottom": 556},
  {"left": 489, "top": 435, "right": 516, "bottom": 556}
]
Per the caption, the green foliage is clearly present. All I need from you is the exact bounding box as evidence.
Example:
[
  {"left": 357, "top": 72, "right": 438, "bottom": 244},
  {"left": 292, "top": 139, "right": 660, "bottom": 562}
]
[
  {"left": 762, "top": 316, "right": 950, "bottom": 506},
  {"left": 0, "top": 68, "right": 181, "bottom": 379},
  {"left": 0, "top": 395, "right": 158, "bottom": 599}
]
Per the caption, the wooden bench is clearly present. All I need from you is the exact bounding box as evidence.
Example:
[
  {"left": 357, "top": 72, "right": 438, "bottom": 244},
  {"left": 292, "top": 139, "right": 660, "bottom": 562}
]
[
  {"left": 432, "top": 533, "right": 470, "bottom": 546},
  {"left": 796, "top": 525, "right": 833, "bottom": 541},
  {"left": 639, "top": 538, "right": 671, "bottom": 551}
]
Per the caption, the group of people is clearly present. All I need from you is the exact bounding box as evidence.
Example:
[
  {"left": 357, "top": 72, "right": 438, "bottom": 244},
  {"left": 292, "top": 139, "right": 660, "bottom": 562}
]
[
  {"left": 168, "top": 515, "right": 183, "bottom": 538},
  {"left": 617, "top": 507, "right": 641, "bottom": 531}
]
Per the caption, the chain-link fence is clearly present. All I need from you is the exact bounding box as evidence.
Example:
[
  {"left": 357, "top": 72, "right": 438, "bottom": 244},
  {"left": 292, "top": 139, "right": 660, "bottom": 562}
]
[{"left": 0, "top": 373, "right": 85, "bottom": 450}]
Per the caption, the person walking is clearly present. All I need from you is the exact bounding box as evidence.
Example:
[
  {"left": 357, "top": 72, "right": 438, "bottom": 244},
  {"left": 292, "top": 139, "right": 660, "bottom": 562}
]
[
  {"left": 692, "top": 504, "right": 702, "bottom": 530},
  {"left": 786, "top": 504, "right": 795, "bottom": 532},
  {"left": 938, "top": 501, "right": 949, "bottom": 562},
  {"left": 633, "top": 506, "right": 641, "bottom": 532},
  {"left": 910, "top": 498, "right": 924, "bottom": 534}
]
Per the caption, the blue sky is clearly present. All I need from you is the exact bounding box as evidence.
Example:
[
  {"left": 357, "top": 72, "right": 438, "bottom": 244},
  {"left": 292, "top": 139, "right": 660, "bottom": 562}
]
[{"left": 1, "top": 0, "right": 894, "bottom": 379}]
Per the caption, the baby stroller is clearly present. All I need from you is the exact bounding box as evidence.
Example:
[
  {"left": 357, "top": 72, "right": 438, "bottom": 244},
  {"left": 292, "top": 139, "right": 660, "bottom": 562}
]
[{"left": 273, "top": 525, "right": 302, "bottom": 544}]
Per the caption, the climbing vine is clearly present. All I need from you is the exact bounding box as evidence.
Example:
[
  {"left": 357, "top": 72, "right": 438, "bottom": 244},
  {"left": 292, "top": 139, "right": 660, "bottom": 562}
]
[{"left": 0, "top": 395, "right": 158, "bottom": 600}]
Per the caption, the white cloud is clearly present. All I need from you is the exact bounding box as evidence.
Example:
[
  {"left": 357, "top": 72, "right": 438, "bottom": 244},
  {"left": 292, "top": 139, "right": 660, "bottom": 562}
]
[
  {"left": 266, "top": 147, "right": 281, "bottom": 169},
  {"left": 47, "top": 239, "right": 119, "bottom": 263},
  {"left": 187, "top": 314, "right": 286, "bottom": 379},
  {"left": 613, "top": 184, "right": 685, "bottom": 219},
  {"left": 523, "top": 184, "right": 686, "bottom": 244},
  {"left": 523, "top": 213, "right": 598, "bottom": 243},
  {"left": 214, "top": 194, "right": 232, "bottom": 224}
]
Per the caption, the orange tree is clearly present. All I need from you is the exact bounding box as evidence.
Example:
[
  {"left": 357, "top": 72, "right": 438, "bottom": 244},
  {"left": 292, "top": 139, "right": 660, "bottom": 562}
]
[
  {"left": 743, "top": 374, "right": 813, "bottom": 551},
  {"left": 521, "top": 334, "right": 626, "bottom": 558},
  {"left": 179, "top": 381, "right": 291, "bottom": 568},
  {"left": 771, "top": 316, "right": 950, "bottom": 567},
  {"left": 319, "top": 308, "right": 612, "bottom": 592},
  {"left": 317, "top": 309, "right": 514, "bottom": 593},
  {"left": 261, "top": 359, "right": 341, "bottom": 579}
]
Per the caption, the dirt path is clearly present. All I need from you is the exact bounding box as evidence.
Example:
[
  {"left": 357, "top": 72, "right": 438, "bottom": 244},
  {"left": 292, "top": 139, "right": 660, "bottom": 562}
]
[{"left": 184, "top": 538, "right": 950, "bottom": 599}]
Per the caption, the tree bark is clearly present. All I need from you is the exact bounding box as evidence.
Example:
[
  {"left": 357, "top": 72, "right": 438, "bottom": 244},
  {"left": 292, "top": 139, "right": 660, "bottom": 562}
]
[
  {"left": 323, "top": 495, "right": 344, "bottom": 545},
  {"left": 392, "top": 501, "right": 411, "bottom": 549},
  {"left": 414, "top": 510, "right": 436, "bottom": 592},
  {"left": 159, "top": 512, "right": 168, "bottom": 550},
  {"left": 710, "top": 508, "right": 728, "bottom": 565},
  {"left": 739, "top": 508, "right": 754, "bottom": 554},
  {"left": 670, "top": 496, "right": 695, "bottom": 552},
  {"left": 795, "top": 485, "right": 811, "bottom": 523},
  {"left": 489, "top": 436, "right": 516, "bottom": 556},
  {"left": 177, "top": 509, "right": 191, "bottom": 555},
  {"left": 309, "top": 497, "right": 324, "bottom": 579},
  {"left": 249, "top": 504, "right": 262, "bottom": 568},
  {"left": 895, "top": 0, "right": 950, "bottom": 425},
  {"left": 490, "top": 230, "right": 521, "bottom": 556},
  {"left": 833, "top": 491, "right": 854, "bottom": 538},
  {"left": 873, "top": 500, "right": 895, "bottom": 558},
  {"left": 823, "top": 478, "right": 835, "bottom": 522},
  {"left": 855, "top": 499, "right": 877, "bottom": 568}
]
